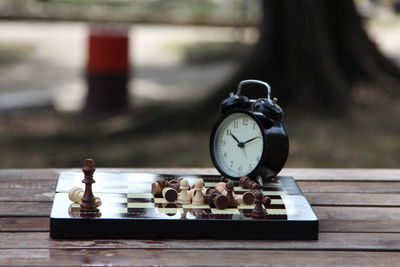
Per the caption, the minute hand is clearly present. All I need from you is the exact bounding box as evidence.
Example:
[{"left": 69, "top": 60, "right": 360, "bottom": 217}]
[{"left": 243, "top": 136, "right": 260, "bottom": 145}]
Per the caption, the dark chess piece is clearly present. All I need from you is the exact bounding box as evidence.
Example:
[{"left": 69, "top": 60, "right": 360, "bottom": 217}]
[
  {"left": 205, "top": 189, "right": 228, "bottom": 209},
  {"left": 239, "top": 176, "right": 262, "bottom": 190},
  {"left": 80, "top": 159, "right": 99, "bottom": 214},
  {"left": 151, "top": 179, "right": 180, "bottom": 196},
  {"left": 225, "top": 182, "right": 236, "bottom": 207},
  {"left": 168, "top": 179, "right": 181, "bottom": 193},
  {"left": 162, "top": 187, "right": 178, "bottom": 202},
  {"left": 252, "top": 190, "right": 266, "bottom": 218},
  {"left": 242, "top": 191, "right": 256, "bottom": 205},
  {"left": 262, "top": 195, "right": 271, "bottom": 211}
]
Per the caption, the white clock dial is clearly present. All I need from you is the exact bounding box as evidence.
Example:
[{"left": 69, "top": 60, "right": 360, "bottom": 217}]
[{"left": 213, "top": 112, "right": 264, "bottom": 177}]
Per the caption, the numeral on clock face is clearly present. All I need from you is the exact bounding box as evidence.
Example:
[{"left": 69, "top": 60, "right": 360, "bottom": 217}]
[{"left": 213, "top": 113, "right": 264, "bottom": 178}]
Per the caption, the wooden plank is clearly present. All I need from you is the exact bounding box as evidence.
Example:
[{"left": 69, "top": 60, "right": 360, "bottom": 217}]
[
  {"left": 298, "top": 181, "right": 400, "bottom": 193},
  {"left": 305, "top": 192, "right": 400, "bottom": 207},
  {"left": 1, "top": 168, "right": 400, "bottom": 182},
  {"left": 320, "top": 220, "right": 400, "bottom": 233},
  {"left": 0, "top": 202, "right": 51, "bottom": 217},
  {"left": 2, "top": 232, "right": 400, "bottom": 251},
  {"left": 314, "top": 206, "right": 400, "bottom": 220},
  {"left": 0, "top": 190, "right": 54, "bottom": 202},
  {"left": 0, "top": 169, "right": 62, "bottom": 181},
  {"left": 281, "top": 168, "right": 400, "bottom": 181},
  {"left": 0, "top": 218, "right": 49, "bottom": 232},
  {"left": 0, "top": 179, "right": 56, "bottom": 191},
  {"left": 0, "top": 249, "right": 400, "bottom": 266}
]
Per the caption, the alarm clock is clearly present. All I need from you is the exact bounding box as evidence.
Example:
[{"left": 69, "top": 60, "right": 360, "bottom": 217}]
[{"left": 209, "top": 79, "right": 289, "bottom": 182}]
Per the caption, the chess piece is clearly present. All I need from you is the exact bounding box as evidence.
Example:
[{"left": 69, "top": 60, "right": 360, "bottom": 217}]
[
  {"left": 215, "top": 182, "right": 226, "bottom": 194},
  {"left": 68, "top": 187, "right": 102, "bottom": 207},
  {"left": 225, "top": 182, "right": 236, "bottom": 207},
  {"left": 205, "top": 189, "right": 228, "bottom": 209},
  {"left": 239, "top": 176, "right": 261, "bottom": 190},
  {"left": 151, "top": 182, "right": 162, "bottom": 195},
  {"left": 262, "top": 195, "right": 271, "bottom": 211},
  {"left": 234, "top": 195, "right": 243, "bottom": 206},
  {"left": 189, "top": 186, "right": 206, "bottom": 202},
  {"left": 168, "top": 179, "right": 181, "bottom": 193},
  {"left": 80, "top": 159, "right": 99, "bottom": 214},
  {"left": 151, "top": 179, "right": 169, "bottom": 195},
  {"left": 162, "top": 187, "right": 178, "bottom": 202},
  {"left": 192, "top": 181, "right": 205, "bottom": 205},
  {"left": 242, "top": 191, "right": 255, "bottom": 205},
  {"left": 252, "top": 190, "right": 266, "bottom": 218},
  {"left": 188, "top": 188, "right": 195, "bottom": 201},
  {"left": 202, "top": 187, "right": 212, "bottom": 196},
  {"left": 178, "top": 179, "right": 190, "bottom": 204}
]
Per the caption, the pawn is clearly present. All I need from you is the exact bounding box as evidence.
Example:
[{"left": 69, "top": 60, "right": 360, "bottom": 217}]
[
  {"left": 242, "top": 191, "right": 255, "bottom": 205},
  {"left": 215, "top": 182, "right": 226, "bottom": 194},
  {"left": 262, "top": 195, "right": 271, "bottom": 211},
  {"left": 252, "top": 190, "right": 266, "bottom": 218},
  {"left": 168, "top": 179, "right": 181, "bottom": 193},
  {"left": 192, "top": 181, "right": 205, "bottom": 206},
  {"left": 234, "top": 195, "right": 243, "bottom": 206},
  {"left": 239, "top": 176, "right": 261, "bottom": 190},
  {"left": 234, "top": 192, "right": 255, "bottom": 206},
  {"left": 162, "top": 187, "right": 178, "bottom": 202},
  {"left": 225, "top": 182, "right": 236, "bottom": 207},
  {"left": 151, "top": 182, "right": 162, "bottom": 195},
  {"left": 205, "top": 189, "right": 228, "bottom": 209},
  {"left": 178, "top": 179, "right": 190, "bottom": 204},
  {"left": 68, "top": 187, "right": 102, "bottom": 207},
  {"left": 188, "top": 188, "right": 195, "bottom": 201},
  {"left": 151, "top": 179, "right": 168, "bottom": 195}
]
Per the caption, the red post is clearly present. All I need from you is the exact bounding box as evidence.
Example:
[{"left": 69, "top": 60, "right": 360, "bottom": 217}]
[{"left": 84, "top": 23, "right": 130, "bottom": 115}]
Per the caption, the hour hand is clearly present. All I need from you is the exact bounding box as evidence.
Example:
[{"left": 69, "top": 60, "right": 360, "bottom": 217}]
[{"left": 243, "top": 136, "right": 260, "bottom": 145}]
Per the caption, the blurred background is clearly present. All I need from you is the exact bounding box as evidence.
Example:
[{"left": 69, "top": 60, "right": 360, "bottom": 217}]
[{"left": 0, "top": 0, "right": 399, "bottom": 168}]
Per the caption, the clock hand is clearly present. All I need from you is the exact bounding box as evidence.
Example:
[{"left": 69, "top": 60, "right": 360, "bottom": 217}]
[
  {"left": 230, "top": 133, "right": 244, "bottom": 148},
  {"left": 242, "top": 146, "right": 248, "bottom": 159},
  {"left": 243, "top": 136, "right": 261, "bottom": 145}
]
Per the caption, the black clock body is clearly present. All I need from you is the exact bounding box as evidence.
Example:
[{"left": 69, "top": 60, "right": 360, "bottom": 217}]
[{"left": 209, "top": 80, "right": 289, "bottom": 181}]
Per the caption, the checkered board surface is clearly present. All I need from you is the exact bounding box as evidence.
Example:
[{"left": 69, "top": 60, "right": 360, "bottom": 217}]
[{"left": 50, "top": 172, "right": 319, "bottom": 239}]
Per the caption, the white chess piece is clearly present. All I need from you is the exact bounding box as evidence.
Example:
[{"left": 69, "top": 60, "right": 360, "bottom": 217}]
[
  {"left": 192, "top": 181, "right": 205, "bottom": 205},
  {"left": 68, "top": 187, "right": 84, "bottom": 203},
  {"left": 178, "top": 179, "right": 191, "bottom": 204},
  {"left": 68, "top": 187, "right": 102, "bottom": 207}
]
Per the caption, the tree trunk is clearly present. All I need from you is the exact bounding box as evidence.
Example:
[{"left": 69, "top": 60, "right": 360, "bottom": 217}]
[{"left": 205, "top": 0, "right": 400, "bottom": 114}]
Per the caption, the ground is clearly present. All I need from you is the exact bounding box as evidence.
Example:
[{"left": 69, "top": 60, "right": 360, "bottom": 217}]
[{"left": 0, "top": 8, "right": 399, "bottom": 169}]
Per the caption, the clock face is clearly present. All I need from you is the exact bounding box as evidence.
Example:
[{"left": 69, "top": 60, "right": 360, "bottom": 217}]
[{"left": 212, "top": 112, "right": 264, "bottom": 178}]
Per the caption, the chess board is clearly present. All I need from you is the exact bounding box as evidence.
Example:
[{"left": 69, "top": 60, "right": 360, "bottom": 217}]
[{"left": 50, "top": 172, "right": 318, "bottom": 240}]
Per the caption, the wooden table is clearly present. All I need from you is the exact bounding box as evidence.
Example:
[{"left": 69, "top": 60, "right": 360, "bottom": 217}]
[{"left": 1, "top": 168, "right": 400, "bottom": 266}]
